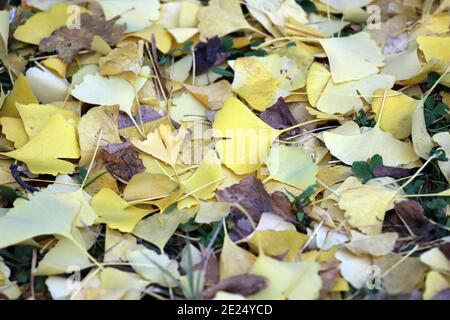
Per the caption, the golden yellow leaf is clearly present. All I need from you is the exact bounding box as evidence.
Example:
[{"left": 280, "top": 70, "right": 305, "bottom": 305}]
[
  {"left": 1, "top": 114, "right": 80, "bottom": 175},
  {"left": 248, "top": 230, "right": 308, "bottom": 262},
  {"left": 423, "top": 271, "right": 450, "bottom": 300},
  {"left": 77, "top": 106, "right": 122, "bottom": 167},
  {"left": 232, "top": 53, "right": 307, "bottom": 111},
  {"left": 306, "top": 62, "right": 330, "bottom": 107},
  {"left": 131, "top": 124, "right": 188, "bottom": 167},
  {"left": 197, "top": 0, "right": 251, "bottom": 41},
  {"left": 339, "top": 185, "right": 396, "bottom": 235},
  {"left": 16, "top": 103, "right": 79, "bottom": 138},
  {"left": 417, "top": 36, "right": 450, "bottom": 63},
  {"left": 42, "top": 57, "right": 68, "bottom": 78},
  {"left": 212, "top": 97, "right": 280, "bottom": 174},
  {"left": 14, "top": 3, "right": 88, "bottom": 45},
  {"left": 91, "top": 188, "right": 150, "bottom": 233},
  {"left": 181, "top": 149, "right": 223, "bottom": 200},
  {"left": 220, "top": 232, "right": 256, "bottom": 279},
  {"left": 372, "top": 89, "right": 419, "bottom": 139},
  {"left": 123, "top": 173, "right": 179, "bottom": 202},
  {"left": 0, "top": 73, "right": 38, "bottom": 118},
  {"left": 248, "top": 254, "right": 322, "bottom": 300},
  {"left": 0, "top": 117, "right": 29, "bottom": 148}
]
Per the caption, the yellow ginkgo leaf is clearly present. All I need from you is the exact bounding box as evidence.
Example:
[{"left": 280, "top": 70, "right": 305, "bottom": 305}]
[
  {"left": 338, "top": 185, "right": 396, "bottom": 235},
  {"left": 412, "top": 100, "right": 434, "bottom": 159},
  {"left": 248, "top": 230, "right": 308, "bottom": 262},
  {"left": 104, "top": 228, "right": 137, "bottom": 263},
  {"left": 323, "top": 121, "right": 419, "bottom": 166},
  {"left": 372, "top": 89, "right": 419, "bottom": 139},
  {"left": 423, "top": 271, "right": 450, "bottom": 300},
  {"left": 184, "top": 80, "right": 234, "bottom": 110},
  {"left": 232, "top": 53, "right": 307, "bottom": 111},
  {"left": 1, "top": 114, "right": 80, "bottom": 175},
  {"left": 168, "top": 27, "right": 198, "bottom": 44},
  {"left": 71, "top": 73, "right": 136, "bottom": 120},
  {"left": 34, "top": 238, "right": 92, "bottom": 276},
  {"left": 248, "top": 255, "right": 322, "bottom": 300},
  {"left": 0, "top": 10, "right": 9, "bottom": 59},
  {"left": 197, "top": 0, "right": 251, "bottom": 41},
  {"left": 91, "top": 188, "right": 151, "bottom": 233},
  {"left": 319, "top": 32, "right": 384, "bottom": 83},
  {"left": 123, "top": 173, "right": 179, "bottom": 202},
  {"left": 127, "top": 245, "right": 180, "bottom": 287},
  {"left": 0, "top": 117, "right": 29, "bottom": 148},
  {"left": 212, "top": 97, "right": 280, "bottom": 174},
  {"left": 77, "top": 106, "right": 122, "bottom": 167},
  {"left": 98, "top": 0, "right": 160, "bottom": 33},
  {"left": 374, "top": 253, "right": 428, "bottom": 295},
  {"left": 0, "top": 74, "right": 39, "bottom": 118},
  {"left": 345, "top": 232, "right": 398, "bottom": 257},
  {"left": 181, "top": 149, "right": 223, "bottom": 200},
  {"left": 306, "top": 62, "right": 330, "bottom": 107},
  {"left": 316, "top": 74, "right": 395, "bottom": 114},
  {"left": 170, "top": 91, "right": 207, "bottom": 124},
  {"left": 132, "top": 206, "right": 196, "bottom": 250},
  {"left": 16, "top": 103, "right": 79, "bottom": 138},
  {"left": 13, "top": 3, "right": 88, "bottom": 45},
  {"left": 121, "top": 24, "right": 172, "bottom": 54},
  {"left": 42, "top": 57, "right": 68, "bottom": 78},
  {"left": 265, "top": 144, "right": 318, "bottom": 190},
  {"left": 195, "top": 201, "right": 231, "bottom": 224},
  {"left": 220, "top": 232, "right": 256, "bottom": 279},
  {"left": 0, "top": 192, "right": 80, "bottom": 249},
  {"left": 420, "top": 247, "right": 450, "bottom": 273},
  {"left": 99, "top": 42, "right": 144, "bottom": 84},
  {"left": 131, "top": 124, "right": 188, "bottom": 167},
  {"left": 417, "top": 36, "right": 450, "bottom": 63}
]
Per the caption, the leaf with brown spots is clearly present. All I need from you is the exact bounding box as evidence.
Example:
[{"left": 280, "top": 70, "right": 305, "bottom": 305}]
[{"left": 101, "top": 142, "right": 145, "bottom": 182}]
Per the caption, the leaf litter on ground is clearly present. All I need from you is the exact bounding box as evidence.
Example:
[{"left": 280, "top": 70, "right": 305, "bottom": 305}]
[{"left": 0, "top": 0, "right": 449, "bottom": 301}]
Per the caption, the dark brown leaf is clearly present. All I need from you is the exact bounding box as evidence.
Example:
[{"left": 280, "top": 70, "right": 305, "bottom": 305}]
[
  {"left": 202, "top": 274, "right": 268, "bottom": 299},
  {"left": 373, "top": 165, "right": 413, "bottom": 179},
  {"left": 101, "top": 142, "right": 145, "bottom": 182},
  {"left": 216, "top": 176, "right": 294, "bottom": 223},
  {"left": 260, "top": 98, "right": 300, "bottom": 135},
  {"left": 39, "top": 13, "right": 126, "bottom": 63},
  {"left": 389, "top": 200, "right": 438, "bottom": 242}
]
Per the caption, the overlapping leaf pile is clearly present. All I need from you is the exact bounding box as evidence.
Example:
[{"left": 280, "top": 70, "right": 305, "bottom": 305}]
[{"left": 0, "top": 0, "right": 449, "bottom": 300}]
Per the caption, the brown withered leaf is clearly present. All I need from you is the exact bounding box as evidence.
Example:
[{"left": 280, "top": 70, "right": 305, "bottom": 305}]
[
  {"left": 202, "top": 274, "right": 268, "bottom": 299},
  {"left": 388, "top": 200, "right": 438, "bottom": 243},
  {"left": 216, "top": 176, "right": 294, "bottom": 223},
  {"left": 373, "top": 165, "right": 413, "bottom": 179},
  {"left": 39, "top": 13, "right": 126, "bottom": 63},
  {"left": 101, "top": 142, "right": 145, "bottom": 182}
]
